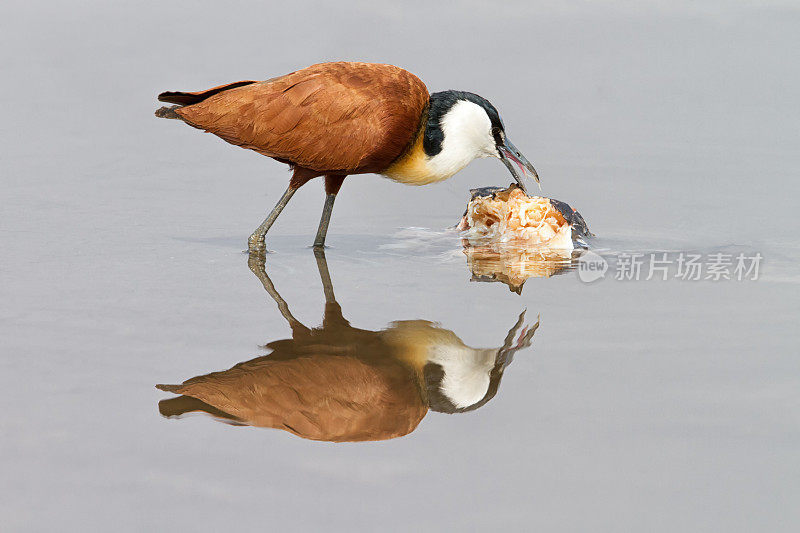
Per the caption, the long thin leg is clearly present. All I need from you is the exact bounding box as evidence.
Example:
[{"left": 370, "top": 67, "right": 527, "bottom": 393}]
[
  {"left": 313, "top": 248, "right": 336, "bottom": 303},
  {"left": 248, "top": 185, "right": 296, "bottom": 252},
  {"left": 247, "top": 251, "right": 309, "bottom": 334},
  {"left": 313, "top": 175, "right": 346, "bottom": 248},
  {"left": 313, "top": 194, "right": 337, "bottom": 248},
  {"left": 312, "top": 247, "right": 349, "bottom": 328}
]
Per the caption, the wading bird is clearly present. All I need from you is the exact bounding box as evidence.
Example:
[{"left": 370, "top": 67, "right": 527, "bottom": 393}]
[
  {"left": 156, "top": 251, "right": 538, "bottom": 442},
  {"left": 155, "top": 62, "right": 539, "bottom": 250}
]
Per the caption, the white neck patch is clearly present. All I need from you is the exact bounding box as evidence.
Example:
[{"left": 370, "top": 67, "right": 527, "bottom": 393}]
[
  {"left": 426, "top": 100, "right": 497, "bottom": 181},
  {"left": 428, "top": 344, "right": 497, "bottom": 409}
]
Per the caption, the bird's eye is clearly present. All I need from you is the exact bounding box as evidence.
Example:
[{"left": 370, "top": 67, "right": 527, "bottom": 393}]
[{"left": 491, "top": 127, "right": 503, "bottom": 144}]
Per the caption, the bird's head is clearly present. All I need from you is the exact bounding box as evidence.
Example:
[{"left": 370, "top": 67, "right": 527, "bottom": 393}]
[
  {"left": 424, "top": 90, "right": 540, "bottom": 191},
  {"left": 422, "top": 311, "right": 539, "bottom": 414}
]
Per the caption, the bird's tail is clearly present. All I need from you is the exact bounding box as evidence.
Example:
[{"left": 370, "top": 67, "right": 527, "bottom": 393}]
[
  {"left": 157, "top": 80, "right": 257, "bottom": 105},
  {"left": 155, "top": 383, "right": 184, "bottom": 393},
  {"left": 157, "top": 392, "right": 245, "bottom": 424},
  {"left": 155, "top": 80, "right": 258, "bottom": 120},
  {"left": 158, "top": 395, "right": 206, "bottom": 417},
  {"left": 154, "top": 105, "right": 183, "bottom": 120}
]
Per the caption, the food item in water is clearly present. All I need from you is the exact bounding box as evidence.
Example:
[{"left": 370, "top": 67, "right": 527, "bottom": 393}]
[
  {"left": 458, "top": 184, "right": 591, "bottom": 248},
  {"left": 457, "top": 184, "right": 593, "bottom": 292}
]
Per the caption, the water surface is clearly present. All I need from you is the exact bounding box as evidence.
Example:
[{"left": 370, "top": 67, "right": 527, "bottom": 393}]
[{"left": 2, "top": 1, "right": 799, "bottom": 531}]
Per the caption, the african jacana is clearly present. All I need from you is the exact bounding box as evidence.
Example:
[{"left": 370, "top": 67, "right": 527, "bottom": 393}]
[
  {"left": 155, "top": 62, "right": 539, "bottom": 250},
  {"left": 156, "top": 250, "right": 538, "bottom": 442}
]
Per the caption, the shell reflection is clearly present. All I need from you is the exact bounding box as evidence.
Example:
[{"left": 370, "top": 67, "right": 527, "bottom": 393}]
[
  {"left": 157, "top": 251, "right": 538, "bottom": 442},
  {"left": 463, "top": 242, "right": 581, "bottom": 294}
]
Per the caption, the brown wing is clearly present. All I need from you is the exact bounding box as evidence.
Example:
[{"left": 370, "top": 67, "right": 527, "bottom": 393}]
[
  {"left": 157, "top": 353, "right": 428, "bottom": 442},
  {"left": 174, "top": 62, "right": 430, "bottom": 173}
]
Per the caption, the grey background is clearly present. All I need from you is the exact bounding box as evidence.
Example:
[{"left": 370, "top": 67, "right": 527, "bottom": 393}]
[{"left": 2, "top": 1, "right": 799, "bottom": 531}]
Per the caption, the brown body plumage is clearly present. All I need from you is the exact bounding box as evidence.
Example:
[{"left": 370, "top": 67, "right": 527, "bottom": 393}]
[
  {"left": 161, "top": 63, "right": 428, "bottom": 180},
  {"left": 157, "top": 303, "right": 429, "bottom": 442}
]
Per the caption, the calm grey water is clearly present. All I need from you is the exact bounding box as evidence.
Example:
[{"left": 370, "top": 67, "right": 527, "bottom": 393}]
[{"left": 2, "top": 1, "right": 799, "bottom": 531}]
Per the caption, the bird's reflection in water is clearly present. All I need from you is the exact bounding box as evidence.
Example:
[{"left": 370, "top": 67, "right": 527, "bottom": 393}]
[
  {"left": 157, "top": 250, "right": 538, "bottom": 442},
  {"left": 462, "top": 241, "right": 583, "bottom": 294}
]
